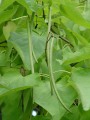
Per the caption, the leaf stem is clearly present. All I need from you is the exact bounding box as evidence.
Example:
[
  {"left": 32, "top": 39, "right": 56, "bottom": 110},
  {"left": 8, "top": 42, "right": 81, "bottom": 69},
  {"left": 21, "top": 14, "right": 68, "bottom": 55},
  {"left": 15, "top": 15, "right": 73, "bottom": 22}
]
[
  {"left": 11, "top": 16, "right": 28, "bottom": 21},
  {"left": 27, "top": 12, "right": 35, "bottom": 120},
  {"left": 53, "top": 70, "right": 71, "bottom": 74},
  {"left": 32, "top": 46, "right": 38, "bottom": 63},
  {"left": 27, "top": 14, "right": 35, "bottom": 73}
]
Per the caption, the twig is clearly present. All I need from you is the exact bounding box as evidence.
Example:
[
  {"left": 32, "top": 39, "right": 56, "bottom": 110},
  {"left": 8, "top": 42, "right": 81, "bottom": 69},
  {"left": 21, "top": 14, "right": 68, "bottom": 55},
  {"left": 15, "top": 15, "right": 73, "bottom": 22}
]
[{"left": 58, "top": 35, "right": 73, "bottom": 47}]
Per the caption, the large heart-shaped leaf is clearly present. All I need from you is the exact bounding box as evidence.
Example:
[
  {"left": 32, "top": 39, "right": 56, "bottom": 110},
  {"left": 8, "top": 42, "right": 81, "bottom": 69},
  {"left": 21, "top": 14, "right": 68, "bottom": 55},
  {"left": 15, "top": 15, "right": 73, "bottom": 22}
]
[
  {"left": 71, "top": 68, "right": 90, "bottom": 111},
  {"left": 8, "top": 30, "right": 46, "bottom": 70},
  {"left": 34, "top": 77, "right": 77, "bottom": 120},
  {"left": 0, "top": 68, "right": 41, "bottom": 96}
]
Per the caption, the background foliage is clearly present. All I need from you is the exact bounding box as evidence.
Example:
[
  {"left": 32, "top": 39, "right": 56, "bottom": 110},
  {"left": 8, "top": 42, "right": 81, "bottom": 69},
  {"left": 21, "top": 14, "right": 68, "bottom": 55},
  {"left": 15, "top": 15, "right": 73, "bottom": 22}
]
[{"left": 0, "top": 0, "right": 90, "bottom": 120}]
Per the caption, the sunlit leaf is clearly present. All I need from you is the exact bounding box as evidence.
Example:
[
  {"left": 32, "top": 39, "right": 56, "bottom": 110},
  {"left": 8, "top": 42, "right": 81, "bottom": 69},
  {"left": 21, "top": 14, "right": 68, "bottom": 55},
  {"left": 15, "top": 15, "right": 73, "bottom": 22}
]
[
  {"left": 0, "top": 0, "right": 15, "bottom": 12},
  {"left": 60, "top": 3, "right": 90, "bottom": 28},
  {"left": 0, "top": 5, "right": 18, "bottom": 24}
]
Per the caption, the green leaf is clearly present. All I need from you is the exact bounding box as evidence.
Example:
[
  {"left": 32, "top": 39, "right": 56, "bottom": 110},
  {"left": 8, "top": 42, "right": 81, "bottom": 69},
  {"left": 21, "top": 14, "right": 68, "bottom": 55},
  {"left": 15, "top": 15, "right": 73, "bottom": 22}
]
[
  {"left": 32, "top": 116, "right": 51, "bottom": 120},
  {"left": 60, "top": 3, "right": 90, "bottom": 28},
  {"left": 16, "top": 0, "right": 40, "bottom": 13},
  {"left": 71, "top": 68, "right": 90, "bottom": 111},
  {"left": 60, "top": 44, "right": 90, "bottom": 65},
  {"left": 8, "top": 30, "right": 46, "bottom": 70},
  {"left": 72, "top": 31, "right": 88, "bottom": 46},
  {"left": 0, "top": 52, "right": 6, "bottom": 65},
  {"left": 0, "top": 49, "right": 7, "bottom": 66},
  {"left": 80, "top": 110, "right": 90, "bottom": 120},
  {"left": 34, "top": 77, "right": 77, "bottom": 120},
  {"left": 3, "top": 21, "right": 17, "bottom": 40},
  {"left": 0, "top": 6, "right": 18, "bottom": 24},
  {"left": 1, "top": 92, "right": 22, "bottom": 120},
  {"left": 0, "top": 0, "right": 15, "bottom": 12},
  {"left": 0, "top": 0, "right": 40, "bottom": 13},
  {"left": 61, "top": 106, "right": 80, "bottom": 120},
  {"left": 0, "top": 68, "right": 41, "bottom": 96}
]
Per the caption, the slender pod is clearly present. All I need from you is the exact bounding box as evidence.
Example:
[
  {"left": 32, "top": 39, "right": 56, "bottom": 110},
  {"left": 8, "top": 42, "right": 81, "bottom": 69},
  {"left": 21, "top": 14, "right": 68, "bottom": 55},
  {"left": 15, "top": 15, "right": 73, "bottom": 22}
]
[
  {"left": 46, "top": 6, "right": 53, "bottom": 95},
  {"left": 49, "top": 36, "right": 71, "bottom": 113}
]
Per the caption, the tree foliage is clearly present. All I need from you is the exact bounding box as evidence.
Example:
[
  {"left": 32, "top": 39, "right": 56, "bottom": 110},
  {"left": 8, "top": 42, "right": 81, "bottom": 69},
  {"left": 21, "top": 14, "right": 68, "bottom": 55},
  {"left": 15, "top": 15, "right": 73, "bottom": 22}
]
[{"left": 0, "top": 0, "right": 90, "bottom": 120}]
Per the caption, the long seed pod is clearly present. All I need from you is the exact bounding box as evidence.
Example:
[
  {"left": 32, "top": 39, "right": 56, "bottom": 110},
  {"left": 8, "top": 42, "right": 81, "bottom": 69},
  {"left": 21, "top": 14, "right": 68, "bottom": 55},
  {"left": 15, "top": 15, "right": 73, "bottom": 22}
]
[
  {"left": 47, "top": 6, "right": 53, "bottom": 95},
  {"left": 49, "top": 36, "right": 71, "bottom": 113}
]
